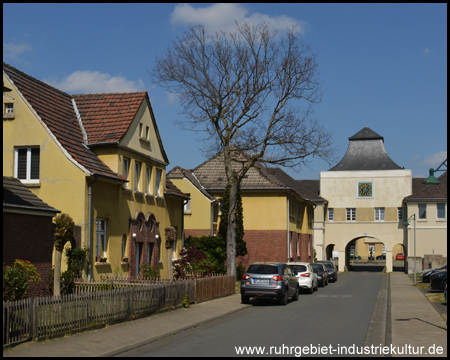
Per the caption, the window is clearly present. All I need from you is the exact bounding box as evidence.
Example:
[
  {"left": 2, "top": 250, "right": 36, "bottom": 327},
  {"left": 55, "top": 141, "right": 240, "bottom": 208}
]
[
  {"left": 418, "top": 204, "right": 427, "bottom": 220},
  {"left": 297, "top": 203, "right": 303, "bottom": 224},
  {"left": 398, "top": 208, "right": 404, "bottom": 221},
  {"left": 308, "top": 207, "right": 313, "bottom": 228},
  {"left": 375, "top": 208, "right": 385, "bottom": 221},
  {"left": 145, "top": 166, "right": 152, "bottom": 194},
  {"left": 347, "top": 208, "right": 356, "bottom": 221},
  {"left": 123, "top": 157, "right": 130, "bottom": 188},
  {"left": 15, "top": 147, "right": 40, "bottom": 183},
  {"left": 184, "top": 194, "right": 191, "bottom": 212},
  {"left": 5, "top": 103, "right": 13, "bottom": 114},
  {"left": 437, "top": 204, "right": 445, "bottom": 220},
  {"left": 328, "top": 208, "right": 334, "bottom": 221},
  {"left": 135, "top": 161, "right": 141, "bottom": 191},
  {"left": 145, "top": 126, "right": 150, "bottom": 140},
  {"left": 96, "top": 219, "right": 107, "bottom": 258},
  {"left": 368, "top": 244, "right": 375, "bottom": 254},
  {"left": 155, "top": 168, "right": 162, "bottom": 196},
  {"left": 122, "top": 235, "right": 126, "bottom": 258},
  {"left": 139, "top": 123, "right": 143, "bottom": 137}
]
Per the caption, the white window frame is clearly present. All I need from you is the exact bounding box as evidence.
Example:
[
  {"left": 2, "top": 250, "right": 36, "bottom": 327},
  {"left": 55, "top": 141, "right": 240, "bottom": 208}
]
[
  {"left": 5, "top": 103, "right": 14, "bottom": 114},
  {"left": 155, "top": 168, "right": 162, "bottom": 196},
  {"left": 96, "top": 219, "right": 107, "bottom": 258},
  {"left": 368, "top": 244, "right": 375, "bottom": 254},
  {"left": 397, "top": 208, "right": 404, "bottom": 221},
  {"left": 14, "top": 147, "right": 40, "bottom": 184},
  {"left": 347, "top": 208, "right": 356, "bottom": 222},
  {"left": 184, "top": 194, "right": 191, "bottom": 212},
  {"left": 375, "top": 207, "right": 385, "bottom": 221},
  {"left": 135, "top": 161, "right": 141, "bottom": 191},
  {"left": 328, "top": 208, "right": 334, "bottom": 222},
  {"left": 123, "top": 157, "right": 130, "bottom": 189},
  {"left": 418, "top": 204, "right": 427, "bottom": 220},
  {"left": 437, "top": 204, "right": 445, "bottom": 220},
  {"left": 145, "top": 165, "right": 152, "bottom": 195}
]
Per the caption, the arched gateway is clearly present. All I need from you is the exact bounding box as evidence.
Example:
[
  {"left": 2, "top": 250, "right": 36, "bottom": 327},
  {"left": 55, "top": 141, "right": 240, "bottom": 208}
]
[{"left": 317, "top": 127, "right": 412, "bottom": 273}]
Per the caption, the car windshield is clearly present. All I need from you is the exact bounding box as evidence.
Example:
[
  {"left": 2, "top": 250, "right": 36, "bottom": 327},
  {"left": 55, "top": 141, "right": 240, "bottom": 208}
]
[
  {"left": 325, "top": 263, "right": 334, "bottom": 270},
  {"left": 246, "top": 264, "right": 279, "bottom": 274},
  {"left": 289, "top": 265, "right": 307, "bottom": 272},
  {"left": 311, "top": 264, "right": 324, "bottom": 272},
  {"left": 438, "top": 264, "right": 447, "bottom": 270}
]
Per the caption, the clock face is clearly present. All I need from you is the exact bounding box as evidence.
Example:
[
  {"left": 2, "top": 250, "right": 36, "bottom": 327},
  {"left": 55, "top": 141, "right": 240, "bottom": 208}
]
[{"left": 358, "top": 182, "right": 372, "bottom": 197}]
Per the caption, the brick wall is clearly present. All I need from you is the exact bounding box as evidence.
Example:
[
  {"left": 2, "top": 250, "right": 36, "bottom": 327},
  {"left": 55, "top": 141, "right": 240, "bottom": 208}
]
[
  {"left": 185, "top": 229, "right": 212, "bottom": 239},
  {"left": 3, "top": 212, "right": 55, "bottom": 297}
]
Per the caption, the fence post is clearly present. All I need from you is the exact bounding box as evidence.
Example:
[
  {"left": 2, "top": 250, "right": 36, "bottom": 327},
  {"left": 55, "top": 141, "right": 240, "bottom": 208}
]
[{"left": 28, "top": 298, "right": 33, "bottom": 341}]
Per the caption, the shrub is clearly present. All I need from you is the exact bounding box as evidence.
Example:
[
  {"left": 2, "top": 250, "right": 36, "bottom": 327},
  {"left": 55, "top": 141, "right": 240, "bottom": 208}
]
[
  {"left": 140, "top": 263, "right": 160, "bottom": 279},
  {"left": 173, "top": 246, "right": 213, "bottom": 278},
  {"left": 3, "top": 260, "right": 42, "bottom": 301}
]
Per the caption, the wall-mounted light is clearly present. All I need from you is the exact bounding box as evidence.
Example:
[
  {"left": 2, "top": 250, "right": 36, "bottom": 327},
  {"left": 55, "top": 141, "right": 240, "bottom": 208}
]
[
  {"left": 155, "top": 235, "right": 160, "bottom": 239},
  {"left": 132, "top": 233, "right": 137, "bottom": 238}
]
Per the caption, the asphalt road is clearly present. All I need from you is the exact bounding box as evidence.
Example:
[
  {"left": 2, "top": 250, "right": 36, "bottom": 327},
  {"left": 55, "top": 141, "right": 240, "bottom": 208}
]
[{"left": 118, "top": 271, "right": 384, "bottom": 357}]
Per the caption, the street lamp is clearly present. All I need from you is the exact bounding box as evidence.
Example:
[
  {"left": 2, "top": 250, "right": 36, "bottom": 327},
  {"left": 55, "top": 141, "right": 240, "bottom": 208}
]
[
  {"left": 403, "top": 214, "right": 416, "bottom": 284},
  {"left": 423, "top": 159, "right": 447, "bottom": 185}
]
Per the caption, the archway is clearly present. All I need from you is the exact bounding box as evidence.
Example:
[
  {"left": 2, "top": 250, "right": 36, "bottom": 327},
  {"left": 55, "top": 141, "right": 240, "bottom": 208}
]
[
  {"left": 344, "top": 236, "right": 386, "bottom": 272},
  {"left": 325, "top": 244, "right": 335, "bottom": 262},
  {"left": 392, "top": 243, "right": 406, "bottom": 272}
]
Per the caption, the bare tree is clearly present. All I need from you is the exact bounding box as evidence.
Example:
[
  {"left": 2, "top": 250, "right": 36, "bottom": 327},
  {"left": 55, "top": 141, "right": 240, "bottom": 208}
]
[{"left": 152, "top": 22, "right": 335, "bottom": 275}]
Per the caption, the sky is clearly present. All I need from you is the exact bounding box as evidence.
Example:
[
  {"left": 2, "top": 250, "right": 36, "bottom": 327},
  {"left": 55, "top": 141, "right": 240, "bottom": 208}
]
[{"left": 3, "top": 3, "right": 447, "bottom": 180}]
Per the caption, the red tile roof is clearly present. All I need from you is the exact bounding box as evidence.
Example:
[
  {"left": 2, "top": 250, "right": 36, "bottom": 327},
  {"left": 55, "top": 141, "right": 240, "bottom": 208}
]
[
  {"left": 3, "top": 63, "right": 126, "bottom": 182},
  {"left": 73, "top": 92, "right": 146, "bottom": 144}
]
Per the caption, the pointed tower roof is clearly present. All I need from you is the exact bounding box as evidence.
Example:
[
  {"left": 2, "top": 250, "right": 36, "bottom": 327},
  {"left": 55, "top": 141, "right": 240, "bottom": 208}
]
[{"left": 329, "top": 127, "right": 402, "bottom": 171}]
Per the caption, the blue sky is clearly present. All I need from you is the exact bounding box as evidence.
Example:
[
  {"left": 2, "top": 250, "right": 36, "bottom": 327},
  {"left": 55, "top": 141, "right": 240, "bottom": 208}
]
[{"left": 3, "top": 3, "right": 447, "bottom": 179}]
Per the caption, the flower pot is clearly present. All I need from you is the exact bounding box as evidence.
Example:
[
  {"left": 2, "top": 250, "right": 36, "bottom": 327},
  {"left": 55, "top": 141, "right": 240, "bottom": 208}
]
[
  {"left": 96, "top": 257, "right": 102, "bottom": 262},
  {"left": 100, "top": 258, "right": 107, "bottom": 263},
  {"left": 122, "top": 258, "right": 129, "bottom": 262}
]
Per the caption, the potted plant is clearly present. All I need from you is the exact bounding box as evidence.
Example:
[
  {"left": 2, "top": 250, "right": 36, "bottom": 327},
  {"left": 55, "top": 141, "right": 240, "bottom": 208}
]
[
  {"left": 100, "top": 256, "right": 107, "bottom": 263},
  {"left": 122, "top": 256, "right": 129, "bottom": 263},
  {"left": 96, "top": 256, "right": 102, "bottom": 263}
]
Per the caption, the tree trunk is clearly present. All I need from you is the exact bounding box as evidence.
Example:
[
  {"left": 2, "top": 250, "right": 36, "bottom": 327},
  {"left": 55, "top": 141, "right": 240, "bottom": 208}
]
[
  {"left": 54, "top": 246, "right": 63, "bottom": 296},
  {"left": 226, "top": 180, "right": 238, "bottom": 276}
]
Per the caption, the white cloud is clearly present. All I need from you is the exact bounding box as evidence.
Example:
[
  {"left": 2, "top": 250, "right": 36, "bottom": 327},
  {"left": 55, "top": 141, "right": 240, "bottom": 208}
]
[
  {"left": 44, "top": 71, "right": 145, "bottom": 94},
  {"left": 3, "top": 42, "right": 33, "bottom": 61},
  {"left": 417, "top": 150, "right": 447, "bottom": 167},
  {"left": 170, "top": 3, "right": 304, "bottom": 34}
]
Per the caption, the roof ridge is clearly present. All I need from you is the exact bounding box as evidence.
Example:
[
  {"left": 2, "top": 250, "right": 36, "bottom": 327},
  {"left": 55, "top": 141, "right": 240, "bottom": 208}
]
[{"left": 71, "top": 91, "right": 147, "bottom": 98}]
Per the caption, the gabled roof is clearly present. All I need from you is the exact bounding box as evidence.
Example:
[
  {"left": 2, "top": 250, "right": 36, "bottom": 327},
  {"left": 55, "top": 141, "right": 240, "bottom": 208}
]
[
  {"left": 3, "top": 176, "right": 60, "bottom": 215},
  {"left": 3, "top": 62, "right": 125, "bottom": 182},
  {"left": 168, "top": 149, "right": 317, "bottom": 205},
  {"left": 73, "top": 92, "right": 147, "bottom": 144},
  {"left": 329, "top": 127, "right": 403, "bottom": 171},
  {"left": 404, "top": 172, "right": 447, "bottom": 202}
]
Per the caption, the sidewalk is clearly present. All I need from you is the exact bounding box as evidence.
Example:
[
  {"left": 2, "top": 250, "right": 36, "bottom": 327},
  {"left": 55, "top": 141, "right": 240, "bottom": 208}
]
[
  {"left": 3, "top": 272, "right": 447, "bottom": 357},
  {"left": 390, "top": 272, "right": 447, "bottom": 357}
]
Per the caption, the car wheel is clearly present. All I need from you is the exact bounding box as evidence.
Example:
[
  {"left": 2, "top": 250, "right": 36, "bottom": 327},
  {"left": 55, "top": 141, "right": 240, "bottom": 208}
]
[
  {"left": 443, "top": 279, "right": 447, "bottom": 292},
  {"left": 308, "top": 286, "right": 314, "bottom": 294},
  {"left": 314, "top": 282, "right": 319, "bottom": 291},
  {"left": 241, "top": 295, "right": 250, "bottom": 304},
  {"left": 279, "top": 289, "right": 288, "bottom": 305},
  {"left": 334, "top": 275, "right": 337, "bottom": 282},
  {"left": 293, "top": 286, "right": 299, "bottom": 301}
]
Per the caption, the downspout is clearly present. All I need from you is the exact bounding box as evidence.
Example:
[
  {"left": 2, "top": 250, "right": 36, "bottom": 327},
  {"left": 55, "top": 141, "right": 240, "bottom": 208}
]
[
  {"left": 182, "top": 199, "right": 189, "bottom": 249},
  {"left": 287, "top": 190, "right": 293, "bottom": 261},
  {"left": 211, "top": 201, "right": 215, "bottom": 236},
  {"left": 87, "top": 174, "right": 98, "bottom": 281}
]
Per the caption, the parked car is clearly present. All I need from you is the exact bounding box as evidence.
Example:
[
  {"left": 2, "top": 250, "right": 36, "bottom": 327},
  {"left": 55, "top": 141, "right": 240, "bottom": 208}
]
[
  {"left": 315, "top": 261, "right": 338, "bottom": 282},
  {"left": 430, "top": 270, "right": 447, "bottom": 291},
  {"left": 420, "top": 264, "right": 447, "bottom": 283},
  {"left": 288, "top": 262, "right": 318, "bottom": 294},
  {"left": 241, "top": 262, "right": 300, "bottom": 305},
  {"left": 395, "top": 253, "right": 405, "bottom": 260},
  {"left": 349, "top": 253, "right": 361, "bottom": 260},
  {"left": 376, "top": 254, "right": 386, "bottom": 260},
  {"left": 311, "top": 263, "right": 329, "bottom": 287},
  {"left": 445, "top": 283, "right": 447, "bottom": 302}
]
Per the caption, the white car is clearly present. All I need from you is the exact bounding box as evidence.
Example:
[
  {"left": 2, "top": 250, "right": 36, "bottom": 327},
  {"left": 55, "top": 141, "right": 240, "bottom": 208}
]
[{"left": 288, "top": 262, "right": 318, "bottom": 294}]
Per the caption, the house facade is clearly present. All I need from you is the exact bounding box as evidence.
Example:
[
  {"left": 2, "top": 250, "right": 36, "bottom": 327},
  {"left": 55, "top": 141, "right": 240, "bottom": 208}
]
[
  {"left": 3, "top": 62, "right": 188, "bottom": 280},
  {"left": 313, "top": 127, "right": 447, "bottom": 273},
  {"left": 167, "top": 150, "right": 316, "bottom": 270},
  {"left": 3, "top": 176, "right": 60, "bottom": 297}
]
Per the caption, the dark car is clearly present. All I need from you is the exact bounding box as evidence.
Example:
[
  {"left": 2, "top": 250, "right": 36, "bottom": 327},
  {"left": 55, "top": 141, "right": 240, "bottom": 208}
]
[
  {"left": 376, "top": 254, "right": 386, "bottom": 260},
  {"left": 420, "top": 264, "right": 447, "bottom": 283},
  {"left": 430, "top": 270, "right": 447, "bottom": 291},
  {"left": 311, "top": 263, "right": 329, "bottom": 287},
  {"left": 349, "top": 253, "right": 361, "bottom": 260},
  {"left": 241, "top": 262, "right": 299, "bottom": 305},
  {"left": 315, "top": 261, "right": 338, "bottom": 282}
]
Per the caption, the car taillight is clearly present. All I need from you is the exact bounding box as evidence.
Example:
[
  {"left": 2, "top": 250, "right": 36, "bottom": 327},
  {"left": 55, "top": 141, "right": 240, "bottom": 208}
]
[
  {"left": 301, "top": 273, "right": 311, "bottom": 277},
  {"left": 272, "top": 275, "right": 283, "bottom": 281},
  {"left": 242, "top": 274, "right": 250, "bottom": 280}
]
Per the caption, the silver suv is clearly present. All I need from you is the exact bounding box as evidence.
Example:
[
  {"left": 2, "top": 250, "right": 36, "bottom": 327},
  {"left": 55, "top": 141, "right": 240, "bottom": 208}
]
[{"left": 241, "top": 262, "right": 300, "bottom": 305}]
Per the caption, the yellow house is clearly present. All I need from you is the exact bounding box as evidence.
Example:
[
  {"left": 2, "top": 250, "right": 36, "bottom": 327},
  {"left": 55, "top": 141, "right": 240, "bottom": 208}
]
[
  {"left": 167, "top": 150, "right": 316, "bottom": 270},
  {"left": 3, "top": 62, "right": 188, "bottom": 280}
]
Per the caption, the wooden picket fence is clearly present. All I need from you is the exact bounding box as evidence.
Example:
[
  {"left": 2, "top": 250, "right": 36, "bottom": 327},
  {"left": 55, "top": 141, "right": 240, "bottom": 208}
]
[{"left": 3, "top": 274, "right": 235, "bottom": 347}]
